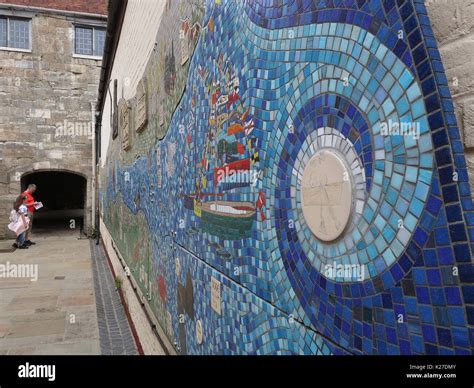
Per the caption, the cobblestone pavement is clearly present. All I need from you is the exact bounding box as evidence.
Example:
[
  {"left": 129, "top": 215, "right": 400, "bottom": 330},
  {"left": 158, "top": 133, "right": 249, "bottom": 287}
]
[
  {"left": 0, "top": 229, "right": 138, "bottom": 355},
  {"left": 90, "top": 240, "right": 138, "bottom": 355}
]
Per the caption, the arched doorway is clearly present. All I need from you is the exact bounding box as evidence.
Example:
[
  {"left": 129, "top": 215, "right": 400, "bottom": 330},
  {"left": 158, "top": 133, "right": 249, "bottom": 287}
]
[{"left": 21, "top": 171, "right": 87, "bottom": 235}]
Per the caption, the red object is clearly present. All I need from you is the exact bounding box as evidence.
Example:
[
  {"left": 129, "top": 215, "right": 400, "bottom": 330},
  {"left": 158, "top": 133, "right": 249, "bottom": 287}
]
[
  {"left": 245, "top": 119, "right": 255, "bottom": 136},
  {"left": 158, "top": 275, "right": 167, "bottom": 302},
  {"left": 23, "top": 191, "right": 35, "bottom": 213},
  {"left": 182, "top": 20, "right": 189, "bottom": 35},
  {"left": 227, "top": 123, "right": 244, "bottom": 136},
  {"left": 237, "top": 143, "right": 245, "bottom": 154},
  {"left": 257, "top": 192, "right": 266, "bottom": 208},
  {"left": 214, "top": 159, "right": 251, "bottom": 187},
  {"left": 211, "top": 91, "right": 220, "bottom": 106},
  {"left": 226, "top": 93, "right": 239, "bottom": 109},
  {"left": 256, "top": 192, "right": 266, "bottom": 221}
]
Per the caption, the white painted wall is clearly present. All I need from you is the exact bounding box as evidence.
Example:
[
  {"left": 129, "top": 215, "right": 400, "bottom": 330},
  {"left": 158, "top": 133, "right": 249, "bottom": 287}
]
[{"left": 100, "top": 0, "right": 166, "bottom": 165}]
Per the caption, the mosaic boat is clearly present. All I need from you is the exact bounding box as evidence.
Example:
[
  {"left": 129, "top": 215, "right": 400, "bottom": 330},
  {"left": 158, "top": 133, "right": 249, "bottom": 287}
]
[{"left": 199, "top": 201, "right": 256, "bottom": 240}]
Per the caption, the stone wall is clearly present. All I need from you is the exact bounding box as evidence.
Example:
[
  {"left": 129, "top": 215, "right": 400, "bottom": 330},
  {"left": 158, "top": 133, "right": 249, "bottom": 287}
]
[
  {"left": 0, "top": 0, "right": 107, "bottom": 15},
  {"left": 426, "top": 0, "right": 474, "bottom": 195},
  {"left": 0, "top": 9, "right": 106, "bottom": 238}
]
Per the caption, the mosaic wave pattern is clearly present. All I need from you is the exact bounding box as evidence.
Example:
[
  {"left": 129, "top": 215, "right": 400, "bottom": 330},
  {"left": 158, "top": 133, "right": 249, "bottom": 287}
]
[{"left": 102, "top": 0, "right": 474, "bottom": 355}]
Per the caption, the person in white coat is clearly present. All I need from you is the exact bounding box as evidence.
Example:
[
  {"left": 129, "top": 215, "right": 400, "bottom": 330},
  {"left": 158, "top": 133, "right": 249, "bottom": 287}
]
[{"left": 9, "top": 195, "right": 30, "bottom": 250}]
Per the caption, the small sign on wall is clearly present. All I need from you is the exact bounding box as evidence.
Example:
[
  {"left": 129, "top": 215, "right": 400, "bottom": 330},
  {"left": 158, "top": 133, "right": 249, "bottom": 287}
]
[
  {"left": 167, "top": 311, "right": 173, "bottom": 337},
  {"left": 119, "top": 99, "right": 132, "bottom": 151},
  {"left": 210, "top": 276, "right": 222, "bottom": 315},
  {"left": 180, "top": 18, "right": 190, "bottom": 66},
  {"left": 159, "top": 102, "right": 165, "bottom": 127},
  {"left": 112, "top": 79, "right": 119, "bottom": 140},
  {"left": 135, "top": 78, "right": 148, "bottom": 133}
]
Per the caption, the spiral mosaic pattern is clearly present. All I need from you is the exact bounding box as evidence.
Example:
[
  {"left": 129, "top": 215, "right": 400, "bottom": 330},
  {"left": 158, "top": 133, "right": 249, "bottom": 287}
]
[{"left": 264, "top": 21, "right": 434, "bottom": 283}]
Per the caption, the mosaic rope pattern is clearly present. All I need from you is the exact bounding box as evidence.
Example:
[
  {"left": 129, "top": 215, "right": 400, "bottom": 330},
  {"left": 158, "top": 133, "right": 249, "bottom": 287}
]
[{"left": 101, "top": 0, "right": 474, "bottom": 355}]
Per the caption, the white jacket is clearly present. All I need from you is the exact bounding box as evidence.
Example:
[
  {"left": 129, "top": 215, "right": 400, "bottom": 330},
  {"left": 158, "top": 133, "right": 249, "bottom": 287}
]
[{"left": 9, "top": 209, "right": 19, "bottom": 223}]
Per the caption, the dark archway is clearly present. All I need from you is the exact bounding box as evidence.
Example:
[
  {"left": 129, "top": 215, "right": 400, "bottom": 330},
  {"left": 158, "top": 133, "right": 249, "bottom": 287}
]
[{"left": 21, "top": 171, "right": 87, "bottom": 235}]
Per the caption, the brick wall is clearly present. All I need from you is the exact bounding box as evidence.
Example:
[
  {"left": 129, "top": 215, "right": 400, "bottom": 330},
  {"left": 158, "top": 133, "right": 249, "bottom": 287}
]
[
  {"left": 0, "top": 0, "right": 108, "bottom": 15},
  {"left": 426, "top": 0, "right": 474, "bottom": 197}
]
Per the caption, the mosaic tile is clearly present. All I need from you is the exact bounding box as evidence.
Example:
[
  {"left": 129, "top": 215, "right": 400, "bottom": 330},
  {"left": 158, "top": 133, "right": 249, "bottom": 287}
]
[{"left": 100, "top": 0, "right": 474, "bottom": 355}]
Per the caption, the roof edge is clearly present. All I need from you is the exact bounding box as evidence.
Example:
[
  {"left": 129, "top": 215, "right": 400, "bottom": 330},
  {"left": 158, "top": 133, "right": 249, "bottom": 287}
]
[
  {"left": 96, "top": 0, "right": 128, "bottom": 116},
  {"left": 0, "top": 2, "right": 107, "bottom": 19}
]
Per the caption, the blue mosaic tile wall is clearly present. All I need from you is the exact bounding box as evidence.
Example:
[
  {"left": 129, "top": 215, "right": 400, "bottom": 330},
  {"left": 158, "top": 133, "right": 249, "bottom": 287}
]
[{"left": 101, "top": 0, "right": 474, "bottom": 355}]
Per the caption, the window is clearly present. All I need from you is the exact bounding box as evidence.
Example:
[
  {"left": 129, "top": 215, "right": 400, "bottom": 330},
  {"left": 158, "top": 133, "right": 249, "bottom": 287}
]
[
  {"left": 0, "top": 18, "right": 6, "bottom": 47},
  {"left": 0, "top": 16, "right": 31, "bottom": 50},
  {"left": 75, "top": 25, "right": 106, "bottom": 57}
]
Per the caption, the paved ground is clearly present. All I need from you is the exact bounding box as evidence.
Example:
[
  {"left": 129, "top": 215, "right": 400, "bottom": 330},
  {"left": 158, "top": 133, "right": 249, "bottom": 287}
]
[
  {"left": 0, "top": 240, "right": 15, "bottom": 253},
  {"left": 0, "top": 228, "right": 138, "bottom": 355}
]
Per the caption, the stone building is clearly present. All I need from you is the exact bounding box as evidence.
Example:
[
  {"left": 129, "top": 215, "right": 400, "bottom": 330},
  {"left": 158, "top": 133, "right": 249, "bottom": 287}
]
[
  {"left": 0, "top": 0, "right": 107, "bottom": 238},
  {"left": 426, "top": 0, "right": 474, "bottom": 196}
]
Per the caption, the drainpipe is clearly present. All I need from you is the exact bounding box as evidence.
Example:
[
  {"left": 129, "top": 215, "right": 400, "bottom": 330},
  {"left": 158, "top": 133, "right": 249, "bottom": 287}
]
[
  {"left": 91, "top": 101, "right": 96, "bottom": 238},
  {"left": 95, "top": 116, "right": 101, "bottom": 246}
]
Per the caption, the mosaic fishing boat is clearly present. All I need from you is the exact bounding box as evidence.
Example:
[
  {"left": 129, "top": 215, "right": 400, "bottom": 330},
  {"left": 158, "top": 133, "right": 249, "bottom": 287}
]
[{"left": 198, "top": 201, "right": 256, "bottom": 240}]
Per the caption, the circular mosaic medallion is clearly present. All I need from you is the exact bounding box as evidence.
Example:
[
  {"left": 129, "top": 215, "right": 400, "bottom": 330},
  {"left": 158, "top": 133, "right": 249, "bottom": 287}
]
[
  {"left": 290, "top": 127, "right": 368, "bottom": 276},
  {"left": 301, "top": 149, "right": 352, "bottom": 242}
]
